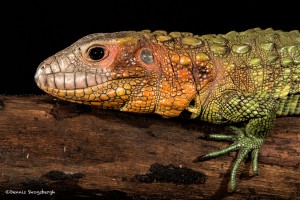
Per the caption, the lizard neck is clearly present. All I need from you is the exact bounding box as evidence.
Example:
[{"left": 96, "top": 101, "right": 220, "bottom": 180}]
[
  {"left": 151, "top": 41, "right": 217, "bottom": 118},
  {"left": 136, "top": 31, "right": 219, "bottom": 118}
]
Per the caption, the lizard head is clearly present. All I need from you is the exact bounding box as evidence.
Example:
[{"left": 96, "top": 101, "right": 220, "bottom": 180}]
[{"left": 35, "top": 31, "right": 198, "bottom": 117}]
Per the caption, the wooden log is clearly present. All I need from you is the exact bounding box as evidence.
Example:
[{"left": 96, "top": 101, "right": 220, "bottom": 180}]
[{"left": 0, "top": 95, "right": 299, "bottom": 199}]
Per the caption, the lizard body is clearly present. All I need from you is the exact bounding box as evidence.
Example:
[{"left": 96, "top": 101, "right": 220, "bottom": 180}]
[{"left": 34, "top": 28, "right": 300, "bottom": 192}]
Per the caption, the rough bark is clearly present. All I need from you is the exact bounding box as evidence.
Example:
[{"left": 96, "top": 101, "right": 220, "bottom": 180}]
[{"left": 0, "top": 95, "right": 299, "bottom": 199}]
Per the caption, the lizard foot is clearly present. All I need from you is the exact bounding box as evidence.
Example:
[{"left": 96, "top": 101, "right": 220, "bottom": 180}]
[{"left": 193, "top": 126, "right": 263, "bottom": 192}]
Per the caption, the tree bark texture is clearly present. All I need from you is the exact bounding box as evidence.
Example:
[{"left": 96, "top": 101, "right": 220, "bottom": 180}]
[{"left": 0, "top": 95, "right": 299, "bottom": 199}]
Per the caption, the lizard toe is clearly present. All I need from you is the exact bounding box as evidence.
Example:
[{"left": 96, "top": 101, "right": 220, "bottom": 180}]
[{"left": 196, "top": 128, "right": 264, "bottom": 192}]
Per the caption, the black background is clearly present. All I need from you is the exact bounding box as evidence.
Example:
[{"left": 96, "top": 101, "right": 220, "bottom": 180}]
[{"left": 2, "top": 0, "right": 299, "bottom": 95}]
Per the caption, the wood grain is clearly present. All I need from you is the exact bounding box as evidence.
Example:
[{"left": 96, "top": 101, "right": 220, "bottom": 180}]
[{"left": 0, "top": 95, "right": 299, "bottom": 199}]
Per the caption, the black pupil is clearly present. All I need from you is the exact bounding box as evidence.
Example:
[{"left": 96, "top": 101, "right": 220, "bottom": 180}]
[{"left": 89, "top": 47, "right": 105, "bottom": 60}]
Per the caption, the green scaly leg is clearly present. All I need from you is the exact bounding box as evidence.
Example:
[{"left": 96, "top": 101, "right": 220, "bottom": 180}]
[{"left": 194, "top": 108, "right": 275, "bottom": 192}]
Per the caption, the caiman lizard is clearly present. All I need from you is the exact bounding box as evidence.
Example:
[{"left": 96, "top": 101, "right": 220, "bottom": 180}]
[{"left": 34, "top": 28, "right": 300, "bottom": 192}]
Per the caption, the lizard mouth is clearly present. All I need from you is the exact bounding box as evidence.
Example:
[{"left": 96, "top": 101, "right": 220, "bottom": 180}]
[
  {"left": 36, "top": 72, "right": 142, "bottom": 108},
  {"left": 35, "top": 72, "right": 114, "bottom": 91},
  {"left": 36, "top": 80, "right": 127, "bottom": 108}
]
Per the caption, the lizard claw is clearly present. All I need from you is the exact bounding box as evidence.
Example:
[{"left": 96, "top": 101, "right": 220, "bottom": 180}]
[
  {"left": 193, "top": 155, "right": 211, "bottom": 163},
  {"left": 196, "top": 126, "right": 263, "bottom": 192}
]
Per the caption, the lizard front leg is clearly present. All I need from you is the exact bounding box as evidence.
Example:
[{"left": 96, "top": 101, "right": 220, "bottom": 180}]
[{"left": 194, "top": 92, "right": 277, "bottom": 192}]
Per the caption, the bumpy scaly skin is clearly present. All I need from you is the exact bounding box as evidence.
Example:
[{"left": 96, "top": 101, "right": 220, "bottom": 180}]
[{"left": 35, "top": 28, "right": 300, "bottom": 192}]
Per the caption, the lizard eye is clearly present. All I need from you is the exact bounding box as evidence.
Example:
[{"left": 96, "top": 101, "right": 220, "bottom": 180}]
[{"left": 88, "top": 46, "right": 106, "bottom": 60}]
